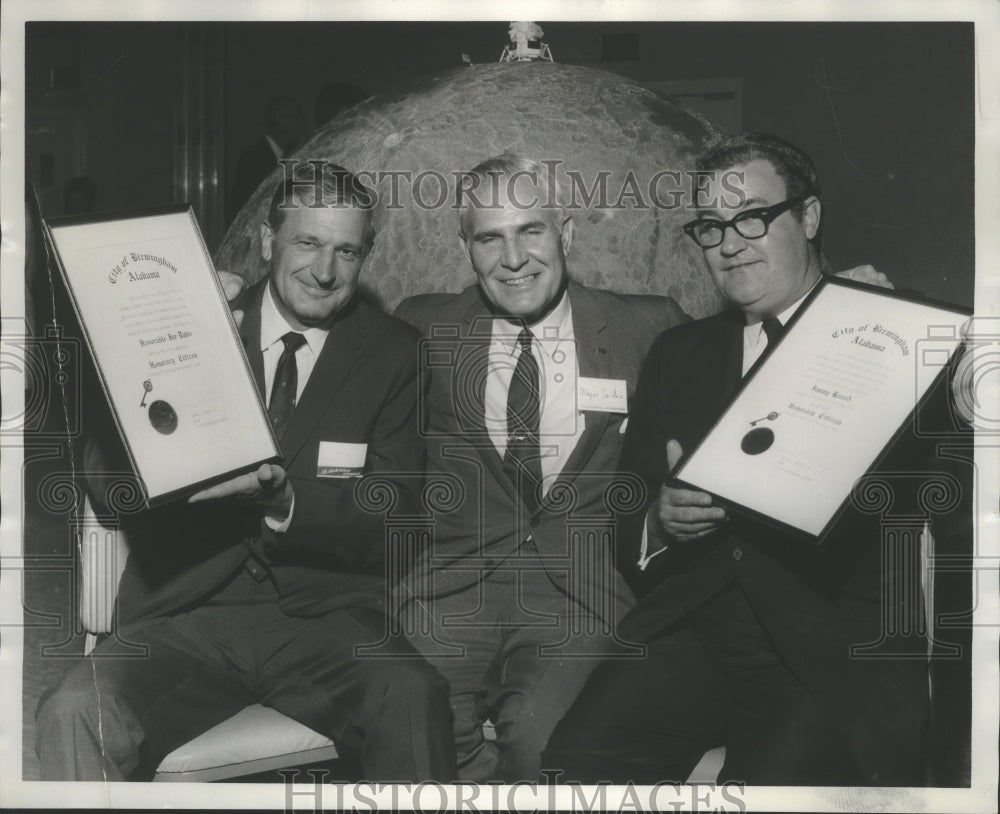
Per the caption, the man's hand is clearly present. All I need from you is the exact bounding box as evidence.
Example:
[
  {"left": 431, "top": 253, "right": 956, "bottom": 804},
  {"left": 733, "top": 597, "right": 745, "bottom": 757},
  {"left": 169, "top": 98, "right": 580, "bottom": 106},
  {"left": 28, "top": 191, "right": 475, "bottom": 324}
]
[
  {"left": 217, "top": 270, "right": 247, "bottom": 328},
  {"left": 188, "top": 463, "right": 293, "bottom": 521},
  {"left": 650, "top": 440, "right": 728, "bottom": 544},
  {"left": 834, "top": 264, "right": 894, "bottom": 290}
]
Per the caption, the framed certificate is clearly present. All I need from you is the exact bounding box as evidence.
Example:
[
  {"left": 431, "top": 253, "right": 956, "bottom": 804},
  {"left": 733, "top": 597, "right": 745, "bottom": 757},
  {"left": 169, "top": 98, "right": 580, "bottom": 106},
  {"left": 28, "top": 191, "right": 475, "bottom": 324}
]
[
  {"left": 44, "top": 206, "right": 280, "bottom": 507},
  {"left": 672, "top": 277, "right": 971, "bottom": 543}
]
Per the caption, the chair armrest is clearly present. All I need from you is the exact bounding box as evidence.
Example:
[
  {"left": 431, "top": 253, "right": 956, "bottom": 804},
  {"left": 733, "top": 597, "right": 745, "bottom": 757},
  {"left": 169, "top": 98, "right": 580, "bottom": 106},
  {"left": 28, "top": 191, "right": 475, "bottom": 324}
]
[
  {"left": 921, "top": 521, "right": 934, "bottom": 662},
  {"left": 77, "top": 494, "right": 130, "bottom": 638}
]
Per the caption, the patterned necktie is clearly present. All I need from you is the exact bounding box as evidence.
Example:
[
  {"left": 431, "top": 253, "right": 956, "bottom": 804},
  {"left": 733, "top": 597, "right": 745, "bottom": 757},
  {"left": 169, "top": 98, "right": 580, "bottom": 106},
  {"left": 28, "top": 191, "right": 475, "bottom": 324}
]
[
  {"left": 268, "top": 331, "right": 307, "bottom": 437},
  {"left": 762, "top": 316, "right": 784, "bottom": 349},
  {"left": 503, "top": 329, "right": 543, "bottom": 514}
]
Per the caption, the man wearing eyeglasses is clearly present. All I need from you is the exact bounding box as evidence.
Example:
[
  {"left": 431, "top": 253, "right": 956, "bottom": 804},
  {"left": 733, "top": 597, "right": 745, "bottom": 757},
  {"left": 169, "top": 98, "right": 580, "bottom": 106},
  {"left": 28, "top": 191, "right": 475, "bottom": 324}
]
[{"left": 544, "top": 132, "right": 961, "bottom": 786}]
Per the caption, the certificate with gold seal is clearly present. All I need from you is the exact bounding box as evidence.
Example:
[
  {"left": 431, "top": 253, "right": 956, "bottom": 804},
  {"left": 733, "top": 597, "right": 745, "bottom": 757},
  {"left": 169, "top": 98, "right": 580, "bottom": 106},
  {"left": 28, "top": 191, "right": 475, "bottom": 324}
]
[
  {"left": 672, "top": 277, "right": 971, "bottom": 543},
  {"left": 44, "top": 206, "right": 280, "bottom": 507}
]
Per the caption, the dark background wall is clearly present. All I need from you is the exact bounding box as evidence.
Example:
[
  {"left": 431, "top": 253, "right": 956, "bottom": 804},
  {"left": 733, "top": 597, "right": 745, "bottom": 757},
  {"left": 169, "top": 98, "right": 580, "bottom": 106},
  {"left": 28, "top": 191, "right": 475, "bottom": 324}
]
[{"left": 26, "top": 21, "right": 974, "bottom": 306}]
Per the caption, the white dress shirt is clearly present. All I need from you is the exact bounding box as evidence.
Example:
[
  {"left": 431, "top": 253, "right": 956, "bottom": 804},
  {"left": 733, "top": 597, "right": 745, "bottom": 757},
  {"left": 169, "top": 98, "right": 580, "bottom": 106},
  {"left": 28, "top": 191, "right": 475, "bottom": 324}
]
[
  {"left": 740, "top": 289, "right": 813, "bottom": 376},
  {"left": 258, "top": 283, "right": 330, "bottom": 531},
  {"left": 484, "top": 290, "right": 585, "bottom": 496},
  {"left": 259, "top": 283, "right": 329, "bottom": 403}
]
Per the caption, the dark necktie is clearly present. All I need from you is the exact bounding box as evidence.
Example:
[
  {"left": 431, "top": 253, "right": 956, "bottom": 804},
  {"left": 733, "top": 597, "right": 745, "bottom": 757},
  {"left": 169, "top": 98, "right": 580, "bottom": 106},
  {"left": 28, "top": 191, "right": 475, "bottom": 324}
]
[
  {"left": 762, "top": 316, "right": 784, "bottom": 348},
  {"left": 268, "top": 331, "right": 307, "bottom": 437},
  {"left": 503, "top": 329, "right": 543, "bottom": 514}
]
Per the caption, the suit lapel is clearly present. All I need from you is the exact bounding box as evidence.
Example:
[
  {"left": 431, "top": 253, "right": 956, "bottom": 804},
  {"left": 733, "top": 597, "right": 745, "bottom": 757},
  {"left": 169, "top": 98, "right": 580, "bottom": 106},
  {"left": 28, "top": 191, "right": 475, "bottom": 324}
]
[
  {"left": 239, "top": 280, "right": 364, "bottom": 464},
  {"left": 238, "top": 281, "right": 267, "bottom": 400},
  {"left": 716, "top": 309, "right": 746, "bottom": 402},
  {"left": 694, "top": 310, "right": 746, "bottom": 432},
  {"left": 541, "top": 284, "right": 611, "bottom": 506},
  {"left": 279, "top": 300, "right": 365, "bottom": 464},
  {"left": 460, "top": 294, "right": 516, "bottom": 500}
]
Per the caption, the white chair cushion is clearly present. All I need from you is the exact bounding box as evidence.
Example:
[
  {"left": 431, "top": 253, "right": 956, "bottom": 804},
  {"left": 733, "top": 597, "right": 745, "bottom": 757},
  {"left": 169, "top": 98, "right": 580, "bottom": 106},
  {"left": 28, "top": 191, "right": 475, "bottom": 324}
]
[
  {"left": 686, "top": 746, "right": 725, "bottom": 783},
  {"left": 156, "top": 704, "right": 335, "bottom": 774}
]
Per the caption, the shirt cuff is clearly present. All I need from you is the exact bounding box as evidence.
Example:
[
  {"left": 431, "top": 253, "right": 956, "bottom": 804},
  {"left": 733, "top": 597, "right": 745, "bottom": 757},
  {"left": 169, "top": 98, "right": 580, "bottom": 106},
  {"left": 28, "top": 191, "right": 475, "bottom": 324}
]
[
  {"left": 637, "top": 515, "right": 670, "bottom": 571},
  {"left": 264, "top": 494, "right": 294, "bottom": 534}
]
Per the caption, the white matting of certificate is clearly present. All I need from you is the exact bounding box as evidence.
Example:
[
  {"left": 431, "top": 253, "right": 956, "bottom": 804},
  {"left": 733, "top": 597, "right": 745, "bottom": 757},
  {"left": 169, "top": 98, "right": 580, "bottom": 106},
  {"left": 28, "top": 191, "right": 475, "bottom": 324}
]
[
  {"left": 675, "top": 279, "right": 969, "bottom": 539},
  {"left": 45, "top": 207, "right": 279, "bottom": 505}
]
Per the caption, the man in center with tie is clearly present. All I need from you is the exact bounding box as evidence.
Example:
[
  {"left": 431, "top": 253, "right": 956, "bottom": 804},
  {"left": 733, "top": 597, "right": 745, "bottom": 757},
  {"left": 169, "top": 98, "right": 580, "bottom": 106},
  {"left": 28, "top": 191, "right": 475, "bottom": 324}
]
[{"left": 393, "top": 153, "right": 689, "bottom": 781}]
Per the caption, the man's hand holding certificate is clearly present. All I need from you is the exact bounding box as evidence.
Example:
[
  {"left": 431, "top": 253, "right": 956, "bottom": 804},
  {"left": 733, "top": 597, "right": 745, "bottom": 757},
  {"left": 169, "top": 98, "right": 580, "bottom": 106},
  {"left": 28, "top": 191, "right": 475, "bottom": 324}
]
[
  {"left": 671, "top": 277, "right": 969, "bottom": 542},
  {"left": 188, "top": 461, "right": 293, "bottom": 525},
  {"left": 217, "top": 269, "right": 248, "bottom": 328},
  {"left": 648, "top": 439, "right": 728, "bottom": 549}
]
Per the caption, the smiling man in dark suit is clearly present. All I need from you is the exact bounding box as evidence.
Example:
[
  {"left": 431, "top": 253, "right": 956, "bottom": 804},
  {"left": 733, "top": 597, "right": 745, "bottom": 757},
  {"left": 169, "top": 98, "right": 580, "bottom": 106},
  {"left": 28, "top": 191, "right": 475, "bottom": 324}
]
[
  {"left": 393, "top": 154, "right": 689, "bottom": 781},
  {"left": 36, "top": 165, "right": 455, "bottom": 781},
  {"left": 544, "top": 132, "right": 968, "bottom": 786}
]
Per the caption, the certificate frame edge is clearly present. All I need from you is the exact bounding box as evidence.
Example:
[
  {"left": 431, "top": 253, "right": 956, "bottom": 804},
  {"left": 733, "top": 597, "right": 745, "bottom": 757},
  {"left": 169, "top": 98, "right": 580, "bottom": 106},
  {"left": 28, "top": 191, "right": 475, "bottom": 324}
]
[
  {"left": 669, "top": 275, "right": 974, "bottom": 545},
  {"left": 42, "top": 204, "right": 283, "bottom": 507},
  {"left": 183, "top": 203, "right": 283, "bottom": 468},
  {"left": 41, "top": 214, "right": 152, "bottom": 507}
]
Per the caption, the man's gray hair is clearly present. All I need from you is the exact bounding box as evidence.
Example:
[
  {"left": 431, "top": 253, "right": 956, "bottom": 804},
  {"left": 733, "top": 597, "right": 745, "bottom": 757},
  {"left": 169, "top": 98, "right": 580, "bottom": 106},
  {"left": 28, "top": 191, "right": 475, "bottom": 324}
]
[{"left": 457, "top": 153, "right": 565, "bottom": 236}]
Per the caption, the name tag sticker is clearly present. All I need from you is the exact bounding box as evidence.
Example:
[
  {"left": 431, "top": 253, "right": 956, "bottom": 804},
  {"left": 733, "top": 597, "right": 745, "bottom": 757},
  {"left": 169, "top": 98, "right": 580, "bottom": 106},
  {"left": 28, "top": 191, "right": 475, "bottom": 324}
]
[
  {"left": 577, "top": 377, "right": 628, "bottom": 413},
  {"left": 317, "top": 441, "right": 367, "bottom": 478}
]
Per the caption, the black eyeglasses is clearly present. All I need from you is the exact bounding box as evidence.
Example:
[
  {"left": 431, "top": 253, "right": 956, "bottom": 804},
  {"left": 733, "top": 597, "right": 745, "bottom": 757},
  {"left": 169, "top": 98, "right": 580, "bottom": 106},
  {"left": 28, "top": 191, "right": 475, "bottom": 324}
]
[{"left": 682, "top": 197, "right": 806, "bottom": 248}]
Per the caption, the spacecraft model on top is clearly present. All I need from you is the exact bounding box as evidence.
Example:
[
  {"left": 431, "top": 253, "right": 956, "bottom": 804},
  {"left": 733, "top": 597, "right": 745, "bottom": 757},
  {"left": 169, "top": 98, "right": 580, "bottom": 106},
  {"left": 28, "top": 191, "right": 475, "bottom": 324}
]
[{"left": 500, "top": 22, "right": 553, "bottom": 63}]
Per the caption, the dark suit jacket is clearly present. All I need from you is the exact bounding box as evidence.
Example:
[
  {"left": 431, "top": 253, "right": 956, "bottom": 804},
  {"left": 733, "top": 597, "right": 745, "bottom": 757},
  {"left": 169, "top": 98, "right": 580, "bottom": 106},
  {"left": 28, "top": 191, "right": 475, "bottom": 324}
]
[
  {"left": 91, "top": 280, "right": 425, "bottom": 626},
  {"left": 394, "top": 281, "right": 688, "bottom": 623},
  {"left": 227, "top": 137, "right": 278, "bottom": 224},
  {"left": 616, "top": 305, "right": 969, "bottom": 784}
]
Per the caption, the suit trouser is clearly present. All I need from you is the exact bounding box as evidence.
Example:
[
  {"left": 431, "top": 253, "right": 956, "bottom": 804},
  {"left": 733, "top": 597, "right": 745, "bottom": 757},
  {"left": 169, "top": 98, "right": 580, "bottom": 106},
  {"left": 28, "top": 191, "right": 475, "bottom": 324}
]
[
  {"left": 401, "top": 555, "right": 636, "bottom": 783},
  {"left": 36, "top": 566, "right": 456, "bottom": 781},
  {"left": 543, "top": 582, "right": 869, "bottom": 786}
]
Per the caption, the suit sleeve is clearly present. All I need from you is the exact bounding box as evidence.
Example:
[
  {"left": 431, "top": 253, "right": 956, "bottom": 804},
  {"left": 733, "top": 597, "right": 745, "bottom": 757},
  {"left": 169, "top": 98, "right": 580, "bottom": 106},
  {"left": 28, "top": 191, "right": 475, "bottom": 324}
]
[
  {"left": 393, "top": 296, "right": 433, "bottom": 336},
  {"left": 615, "top": 335, "right": 674, "bottom": 596},
  {"left": 649, "top": 297, "right": 692, "bottom": 332},
  {"left": 393, "top": 297, "right": 416, "bottom": 327},
  {"left": 267, "top": 337, "right": 426, "bottom": 573}
]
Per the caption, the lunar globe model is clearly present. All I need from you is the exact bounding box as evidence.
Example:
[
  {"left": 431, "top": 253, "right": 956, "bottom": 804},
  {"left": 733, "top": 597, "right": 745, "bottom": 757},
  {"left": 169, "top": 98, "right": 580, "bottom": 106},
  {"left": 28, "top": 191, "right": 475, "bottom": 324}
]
[{"left": 217, "top": 62, "right": 725, "bottom": 318}]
